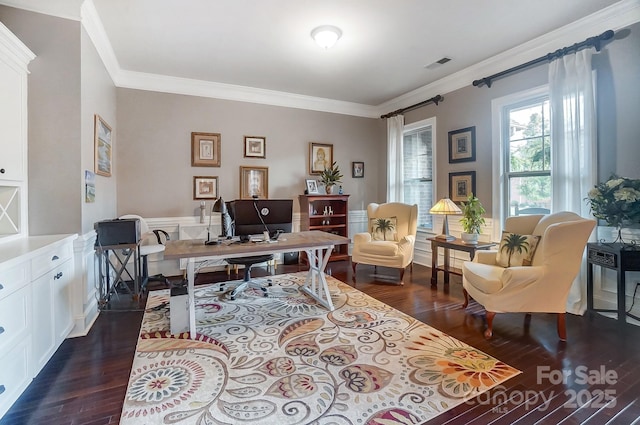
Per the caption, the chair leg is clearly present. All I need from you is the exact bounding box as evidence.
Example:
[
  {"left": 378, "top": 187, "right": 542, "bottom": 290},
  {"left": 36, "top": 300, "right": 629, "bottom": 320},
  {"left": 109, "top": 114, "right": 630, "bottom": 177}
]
[
  {"left": 462, "top": 288, "right": 469, "bottom": 309},
  {"left": 557, "top": 313, "right": 567, "bottom": 341},
  {"left": 484, "top": 311, "right": 496, "bottom": 339},
  {"left": 399, "top": 268, "right": 405, "bottom": 284}
]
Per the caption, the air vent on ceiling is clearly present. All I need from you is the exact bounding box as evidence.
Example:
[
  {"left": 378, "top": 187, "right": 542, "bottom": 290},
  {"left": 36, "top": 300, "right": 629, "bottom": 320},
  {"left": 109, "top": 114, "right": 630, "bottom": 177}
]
[{"left": 424, "top": 57, "right": 451, "bottom": 70}]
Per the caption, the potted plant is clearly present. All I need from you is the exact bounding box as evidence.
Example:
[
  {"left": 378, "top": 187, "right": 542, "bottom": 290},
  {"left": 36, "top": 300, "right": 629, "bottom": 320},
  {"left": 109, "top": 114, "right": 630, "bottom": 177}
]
[
  {"left": 320, "top": 161, "right": 343, "bottom": 194},
  {"left": 459, "top": 192, "right": 486, "bottom": 245}
]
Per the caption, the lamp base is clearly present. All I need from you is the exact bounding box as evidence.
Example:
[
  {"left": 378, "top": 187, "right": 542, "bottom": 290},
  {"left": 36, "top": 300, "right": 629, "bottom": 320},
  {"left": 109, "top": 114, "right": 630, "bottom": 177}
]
[{"left": 435, "top": 234, "right": 456, "bottom": 241}]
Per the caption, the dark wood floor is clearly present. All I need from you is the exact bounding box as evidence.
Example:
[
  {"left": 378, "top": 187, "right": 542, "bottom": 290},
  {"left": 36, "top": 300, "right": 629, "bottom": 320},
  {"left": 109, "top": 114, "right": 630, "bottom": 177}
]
[{"left": 2, "top": 261, "right": 639, "bottom": 425}]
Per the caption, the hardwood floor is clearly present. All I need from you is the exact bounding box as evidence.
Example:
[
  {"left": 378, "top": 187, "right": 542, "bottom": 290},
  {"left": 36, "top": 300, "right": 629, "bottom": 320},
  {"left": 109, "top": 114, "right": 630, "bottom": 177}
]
[{"left": 2, "top": 261, "right": 639, "bottom": 425}]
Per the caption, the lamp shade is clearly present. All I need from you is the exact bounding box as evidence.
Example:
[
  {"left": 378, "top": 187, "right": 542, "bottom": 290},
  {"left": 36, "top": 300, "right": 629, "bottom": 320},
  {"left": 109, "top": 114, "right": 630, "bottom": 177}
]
[
  {"left": 311, "top": 25, "right": 342, "bottom": 49},
  {"left": 429, "top": 198, "right": 462, "bottom": 215}
]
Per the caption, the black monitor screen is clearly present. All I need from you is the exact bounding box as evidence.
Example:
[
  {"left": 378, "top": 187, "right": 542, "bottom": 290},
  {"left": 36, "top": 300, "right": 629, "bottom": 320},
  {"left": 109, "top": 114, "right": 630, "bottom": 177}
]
[{"left": 229, "top": 199, "right": 293, "bottom": 239}]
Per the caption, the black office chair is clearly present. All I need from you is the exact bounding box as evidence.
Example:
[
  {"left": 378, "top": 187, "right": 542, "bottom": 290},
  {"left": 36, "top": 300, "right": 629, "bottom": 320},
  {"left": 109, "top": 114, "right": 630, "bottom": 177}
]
[{"left": 214, "top": 198, "right": 274, "bottom": 300}]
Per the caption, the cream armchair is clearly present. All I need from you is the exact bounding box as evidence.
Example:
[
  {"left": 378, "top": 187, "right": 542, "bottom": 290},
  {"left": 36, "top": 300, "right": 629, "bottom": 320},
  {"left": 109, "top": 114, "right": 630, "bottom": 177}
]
[
  {"left": 351, "top": 202, "right": 418, "bottom": 283},
  {"left": 462, "top": 211, "right": 595, "bottom": 340}
]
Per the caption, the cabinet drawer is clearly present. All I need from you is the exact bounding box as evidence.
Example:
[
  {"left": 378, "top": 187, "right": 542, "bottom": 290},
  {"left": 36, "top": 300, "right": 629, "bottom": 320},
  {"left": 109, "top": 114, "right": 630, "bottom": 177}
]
[
  {"left": 0, "top": 339, "right": 31, "bottom": 419},
  {"left": 31, "top": 243, "right": 72, "bottom": 280},
  {"left": 0, "top": 261, "right": 29, "bottom": 301},
  {"left": 0, "top": 285, "right": 30, "bottom": 352}
]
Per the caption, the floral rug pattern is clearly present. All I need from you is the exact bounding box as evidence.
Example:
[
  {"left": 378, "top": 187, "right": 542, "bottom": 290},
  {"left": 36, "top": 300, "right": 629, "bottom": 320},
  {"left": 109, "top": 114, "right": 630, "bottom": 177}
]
[{"left": 121, "top": 272, "right": 519, "bottom": 424}]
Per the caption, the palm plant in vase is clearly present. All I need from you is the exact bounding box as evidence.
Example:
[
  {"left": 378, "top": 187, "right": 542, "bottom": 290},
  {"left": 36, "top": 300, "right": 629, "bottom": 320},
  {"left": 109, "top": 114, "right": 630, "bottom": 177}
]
[
  {"left": 320, "top": 162, "right": 343, "bottom": 194},
  {"left": 459, "top": 193, "right": 486, "bottom": 245}
]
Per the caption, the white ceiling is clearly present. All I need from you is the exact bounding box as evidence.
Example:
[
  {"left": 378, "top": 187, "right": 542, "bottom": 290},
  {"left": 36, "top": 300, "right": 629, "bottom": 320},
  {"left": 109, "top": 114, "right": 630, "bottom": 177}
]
[{"left": 1, "top": 0, "right": 637, "bottom": 116}]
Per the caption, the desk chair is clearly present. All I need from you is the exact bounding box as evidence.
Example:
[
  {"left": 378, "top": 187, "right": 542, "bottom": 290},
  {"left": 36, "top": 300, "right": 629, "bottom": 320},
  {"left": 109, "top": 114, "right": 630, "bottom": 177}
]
[
  {"left": 220, "top": 254, "right": 274, "bottom": 300},
  {"left": 119, "top": 214, "right": 170, "bottom": 290}
]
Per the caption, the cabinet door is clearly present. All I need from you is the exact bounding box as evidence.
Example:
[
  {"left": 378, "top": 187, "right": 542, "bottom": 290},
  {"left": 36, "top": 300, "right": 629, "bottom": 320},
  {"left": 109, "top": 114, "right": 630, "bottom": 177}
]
[
  {"left": 0, "top": 61, "right": 24, "bottom": 182},
  {"left": 53, "top": 260, "right": 73, "bottom": 344},
  {"left": 31, "top": 272, "right": 55, "bottom": 372},
  {"left": 0, "top": 338, "right": 31, "bottom": 419}
]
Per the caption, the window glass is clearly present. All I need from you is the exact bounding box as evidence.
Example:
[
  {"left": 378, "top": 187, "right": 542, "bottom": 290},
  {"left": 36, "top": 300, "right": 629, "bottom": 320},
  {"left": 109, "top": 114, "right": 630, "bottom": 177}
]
[{"left": 403, "top": 122, "right": 433, "bottom": 229}]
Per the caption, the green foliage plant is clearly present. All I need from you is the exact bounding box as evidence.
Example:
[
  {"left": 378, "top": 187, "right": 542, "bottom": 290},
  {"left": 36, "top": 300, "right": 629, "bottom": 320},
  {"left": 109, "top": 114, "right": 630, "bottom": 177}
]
[
  {"left": 320, "top": 162, "right": 343, "bottom": 188},
  {"left": 460, "top": 193, "right": 486, "bottom": 234}
]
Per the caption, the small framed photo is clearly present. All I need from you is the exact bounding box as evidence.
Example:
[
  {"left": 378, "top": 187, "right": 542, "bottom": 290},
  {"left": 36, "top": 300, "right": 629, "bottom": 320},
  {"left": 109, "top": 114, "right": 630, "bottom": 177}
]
[
  {"left": 352, "top": 161, "right": 364, "bottom": 178},
  {"left": 94, "top": 114, "right": 112, "bottom": 177},
  {"left": 240, "top": 166, "right": 268, "bottom": 199},
  {"left": 309, "top": 142, "right": 333, "bottom": 175},
  {"left": 305, "top": 179, "right": 319, "bottom": 194},
  {"left": 449, "top": 171, "right": 476, "bottom": 203},
  {"left": 193, "top": 176, "right": 218, "bottom": 200},
  {"left": 191, "top": 132, "right": 221, "bottom": 167},
  {"left": 244, "top": 136, "right": 266, "bottom": 158},
  {"left": 448, "top": 126, "right": 476, "bottom": 163}
]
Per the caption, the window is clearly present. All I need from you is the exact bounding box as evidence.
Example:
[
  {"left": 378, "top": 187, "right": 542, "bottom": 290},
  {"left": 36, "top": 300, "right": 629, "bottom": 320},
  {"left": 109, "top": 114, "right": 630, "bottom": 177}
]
[
  {"left": 403, "top": 118, "right": 435, "bottom": 229},
  {"left": 503, "top": 95, "right": 551, "bottom": 218}
]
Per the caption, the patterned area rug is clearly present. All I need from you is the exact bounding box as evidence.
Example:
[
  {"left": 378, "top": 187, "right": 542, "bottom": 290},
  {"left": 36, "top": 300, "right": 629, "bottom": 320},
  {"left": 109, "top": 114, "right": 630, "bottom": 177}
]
[{"left": 121, "top": 272, "right": 520, "bottom": 424}]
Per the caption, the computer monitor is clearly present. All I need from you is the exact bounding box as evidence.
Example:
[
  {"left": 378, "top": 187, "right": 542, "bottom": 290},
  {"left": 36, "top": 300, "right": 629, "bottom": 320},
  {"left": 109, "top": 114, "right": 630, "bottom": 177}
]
[{"left": 228, "top": 199, "right": 293, "bottom": 241}]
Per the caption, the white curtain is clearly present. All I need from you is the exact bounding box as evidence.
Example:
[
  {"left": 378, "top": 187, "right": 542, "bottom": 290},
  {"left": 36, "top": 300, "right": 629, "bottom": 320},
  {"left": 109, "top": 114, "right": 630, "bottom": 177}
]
[
  {"left": 387, "top": 115, "right": 404, "bottom": 202},
  {"left": 548, "top": 49, "right": 597, "bottom": 315}
]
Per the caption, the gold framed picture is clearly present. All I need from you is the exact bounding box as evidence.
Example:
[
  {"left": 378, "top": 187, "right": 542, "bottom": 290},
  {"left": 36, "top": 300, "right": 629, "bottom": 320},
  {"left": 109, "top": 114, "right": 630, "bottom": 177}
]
[
  {"left": 449, "top": 171, "right": 476, "bottom": 203},
  {"left": 193, "top": 176, "right": 218, "bottom": 200},
  {"left": 94, "top": 114, "right": 112, "bottom": 177},
  {"left": 240, "top": 166, "right": 268, "bottom": 199},
  {"left": 191, "top": 132, "right": 221, "bottom": 167},
  {"left": 309, "top": 142, "right": 333, "bottom": 174}
]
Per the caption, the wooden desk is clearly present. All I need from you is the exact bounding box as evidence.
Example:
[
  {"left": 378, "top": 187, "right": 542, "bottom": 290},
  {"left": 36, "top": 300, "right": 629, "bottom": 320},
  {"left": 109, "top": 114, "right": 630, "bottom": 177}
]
[
  {"left": 428, "top": 237, "right": 496, "bottom": 285},
  {"left": 586, "top": 243, "right": 640, "bottom": 323},
  {"left": 164, "top": 231, "right": 350, "bottom": 338}
]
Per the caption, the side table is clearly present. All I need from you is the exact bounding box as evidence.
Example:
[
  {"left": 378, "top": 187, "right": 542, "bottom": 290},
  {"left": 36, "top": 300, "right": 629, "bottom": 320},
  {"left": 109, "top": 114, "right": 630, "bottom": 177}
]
[
  {"left": 586, "top": 242, "right": 640, "bottom": 323},
  {"left": 428, "top": 237, "right": 496, "bottom": 285}
]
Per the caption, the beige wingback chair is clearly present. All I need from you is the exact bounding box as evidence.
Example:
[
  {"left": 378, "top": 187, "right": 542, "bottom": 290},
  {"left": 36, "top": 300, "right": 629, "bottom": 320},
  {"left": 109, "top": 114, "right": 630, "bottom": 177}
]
[
  {"left": 462, "top": 211, "right": 595, "bottom": 340},
  {"left": 351, "top": 202, "right": 418, "bottom": 283}
]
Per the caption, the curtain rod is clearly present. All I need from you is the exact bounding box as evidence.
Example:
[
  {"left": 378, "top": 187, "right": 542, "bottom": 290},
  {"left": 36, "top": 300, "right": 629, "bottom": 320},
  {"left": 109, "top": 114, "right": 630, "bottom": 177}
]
[
  {"left": 472, "top": 30, "right": 614, "bottom": 88},
  {"left": 380, "top": 94, "right": 443, "bottom": 119}
]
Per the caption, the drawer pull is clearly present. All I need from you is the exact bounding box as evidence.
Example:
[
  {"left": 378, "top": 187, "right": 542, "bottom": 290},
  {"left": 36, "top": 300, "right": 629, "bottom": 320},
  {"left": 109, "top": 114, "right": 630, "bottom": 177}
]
[
  {"left": 52, "top": 255, "right": 60, "bottom": 261},
  {"left": 0, "top": 168, "right": 5, "bottom": 174},
  {"left": 0, "top": 326, "right": 4, "bottom": 335},
  {"left": 0, "top": 384, "right": 5, "bottom": 395},
  {"left": 0, "top": 283, "right": 3, "bottom": 290},
  {"left": 54, "top": 272, "right": 63, "bottom": 280}
]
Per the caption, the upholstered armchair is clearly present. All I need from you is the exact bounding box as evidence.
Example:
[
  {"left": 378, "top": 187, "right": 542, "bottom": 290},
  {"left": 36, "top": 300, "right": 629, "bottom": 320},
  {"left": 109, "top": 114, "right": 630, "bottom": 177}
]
[
  {"left": 351, "top": 202, "right": 418, "bottom": 283},
  {"left": 462, "top": 211, "right": 595, "bottom": 340}
]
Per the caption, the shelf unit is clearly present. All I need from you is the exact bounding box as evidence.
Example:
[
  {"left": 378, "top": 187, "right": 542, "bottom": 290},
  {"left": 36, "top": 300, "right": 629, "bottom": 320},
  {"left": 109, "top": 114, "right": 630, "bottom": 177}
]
[{"left": 298, "top": 194, "right": 350, "bottom": 262}]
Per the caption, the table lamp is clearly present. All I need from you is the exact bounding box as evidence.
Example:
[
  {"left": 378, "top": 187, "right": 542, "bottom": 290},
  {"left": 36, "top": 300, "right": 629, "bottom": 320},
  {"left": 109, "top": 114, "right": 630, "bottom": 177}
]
[{"left": 429, "top": 198, "right": 461, "bottom": 241}]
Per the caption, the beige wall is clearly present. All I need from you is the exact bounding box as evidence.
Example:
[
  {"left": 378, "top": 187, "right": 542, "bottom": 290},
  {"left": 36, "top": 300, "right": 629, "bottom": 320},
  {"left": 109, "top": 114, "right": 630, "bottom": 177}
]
[{"left": 115, "top": 89, "right": 386, "bottom": 217}]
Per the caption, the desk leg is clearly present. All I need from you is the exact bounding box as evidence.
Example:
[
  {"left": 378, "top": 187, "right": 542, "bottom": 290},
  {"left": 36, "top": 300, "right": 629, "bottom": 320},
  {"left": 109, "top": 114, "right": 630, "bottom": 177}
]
[
  {"left": 300, "top": 246, "right": 335, "bottom": 311},
  {"left": 617, "top": 269, "right": 625, "bottom": 323},
  {"left": 187, "top": 258, "right": 196, "bottom": 338},
  {"left": 430, "top": 241, "right": 438, "bottom": 286}
]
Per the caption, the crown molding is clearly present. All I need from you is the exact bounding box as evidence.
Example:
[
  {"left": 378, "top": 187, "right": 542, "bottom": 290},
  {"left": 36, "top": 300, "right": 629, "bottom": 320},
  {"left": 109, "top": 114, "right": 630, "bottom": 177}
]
[
  {"left": 80, "top": 0, "right": 640, "bottom": 118},
  {"left": 0, "top": 20, "right": 35, "bottom": 71}
]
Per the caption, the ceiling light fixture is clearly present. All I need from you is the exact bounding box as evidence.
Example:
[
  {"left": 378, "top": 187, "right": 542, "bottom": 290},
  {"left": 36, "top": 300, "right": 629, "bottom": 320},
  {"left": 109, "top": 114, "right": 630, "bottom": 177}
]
[{"left": 311, "top": 25, "right": 342, "bottom": 49}]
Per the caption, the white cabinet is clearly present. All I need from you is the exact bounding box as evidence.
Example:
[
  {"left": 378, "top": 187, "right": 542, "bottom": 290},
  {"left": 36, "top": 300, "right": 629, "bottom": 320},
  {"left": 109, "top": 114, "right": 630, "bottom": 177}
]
[
  {"left": 0, "top": 22, "right": 35, "bottom": 241},
  {"left": 0, "top": 235, "right": 76, "bottom": 419}
]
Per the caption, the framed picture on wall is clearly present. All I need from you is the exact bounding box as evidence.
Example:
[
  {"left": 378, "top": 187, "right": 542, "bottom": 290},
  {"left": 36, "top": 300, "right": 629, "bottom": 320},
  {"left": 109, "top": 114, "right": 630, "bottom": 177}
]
[
  {"left": 94, "top": 114, "right": 112, "bottom": 177},
  {"left": 191, "top": 132, "right": 221, "bottom": 167},
  {"left": 309, "top": 142, "right": 333, "bottom": 174},
  {"left": 448, "top": 126, "right": 476, "bottom": 163},
  {"left": 244, "top": 136, "right": 266, "bottom": 158},
  {"left": 352, "top": 161, "right": 364, "bottom": 178},
  {"left": 240, "top": 166, "right": 269, "bottom": 199},
  {"left": 193, "top": 176, "right": 219, "bottom": 200},
  {"left": 449, "top": 171, "right": 476, "bottom": 203}
]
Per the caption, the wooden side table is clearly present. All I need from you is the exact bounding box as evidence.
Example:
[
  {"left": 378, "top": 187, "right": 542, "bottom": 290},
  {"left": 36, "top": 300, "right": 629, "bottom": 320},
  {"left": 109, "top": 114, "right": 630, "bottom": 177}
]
[
  {"left": 586, "top": 242, "right": 640, "bottom": 323},
  {"left": 428, "top": 237, "right": 496, "bottom": 285}
]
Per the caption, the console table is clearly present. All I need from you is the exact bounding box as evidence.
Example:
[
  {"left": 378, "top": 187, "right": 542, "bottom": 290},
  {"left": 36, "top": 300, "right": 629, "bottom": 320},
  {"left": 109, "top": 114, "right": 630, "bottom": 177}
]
[
  {"left": 586, "top": 242, "right": 640, "bottom": 323},
  {"left": 428, "top": 237, "right": 496, "bottom": 285}
]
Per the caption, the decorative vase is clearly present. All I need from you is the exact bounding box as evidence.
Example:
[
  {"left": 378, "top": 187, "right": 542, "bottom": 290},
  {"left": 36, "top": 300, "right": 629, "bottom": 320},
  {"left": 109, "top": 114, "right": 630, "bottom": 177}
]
[
  {"left": 461, "top": 232, "right": 479, "bottom": 245},
  {"left": 326, "top": 185, "right": 334, "bottom": 194}
]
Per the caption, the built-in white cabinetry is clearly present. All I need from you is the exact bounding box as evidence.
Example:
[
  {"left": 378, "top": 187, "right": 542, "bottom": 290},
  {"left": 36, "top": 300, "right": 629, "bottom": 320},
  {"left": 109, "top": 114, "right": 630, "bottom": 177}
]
[
  {"left": 0, "top": 22, "right": 35, "bottom": 242},
  {"left": 0, "top": 235, "right": 77, "bottom": 419}
]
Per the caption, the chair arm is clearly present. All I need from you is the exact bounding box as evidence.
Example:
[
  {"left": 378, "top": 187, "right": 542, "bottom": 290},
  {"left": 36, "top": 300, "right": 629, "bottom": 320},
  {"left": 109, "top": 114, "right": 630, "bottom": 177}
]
[
  {"left": 152, "top": 229, "right": 170, "bottom": 244},
  {"left": 501, "top": 265, "right": 545, "bottom": 290},
  {"left": 353, "top": 232, "right": 372, "bottom": 244},
  {"left": 399, "top": 235, "right": 415, "bottom": 246},
  {"left": 473, "top": 250, "right": 498, "bottom": 265}
]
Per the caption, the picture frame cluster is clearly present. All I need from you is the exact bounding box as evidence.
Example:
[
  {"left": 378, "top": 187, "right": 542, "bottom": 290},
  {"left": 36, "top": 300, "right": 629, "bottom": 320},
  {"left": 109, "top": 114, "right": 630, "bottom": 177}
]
[{"left": 448, "top": 126, "right": 477, "bottom": 203}]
